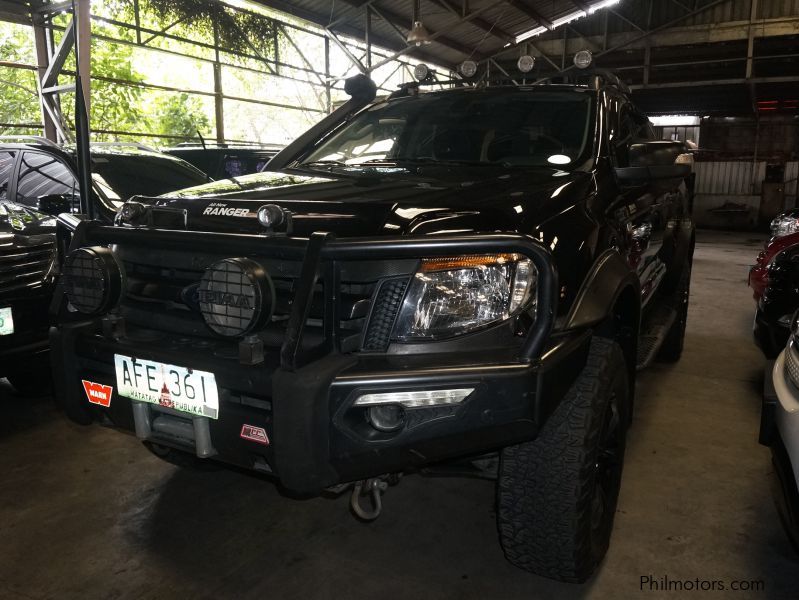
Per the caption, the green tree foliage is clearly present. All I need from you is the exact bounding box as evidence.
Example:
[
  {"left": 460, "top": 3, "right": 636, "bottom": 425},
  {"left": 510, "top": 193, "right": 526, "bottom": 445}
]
[
  {"left": 0, "top": 25, "right": 41, "bottom": 133},
  {"left": 150, "top": 92, "right": 210, "bottom": 141},
  {"left": 1, "top": 21, "right": 213, "bottom": 143}
]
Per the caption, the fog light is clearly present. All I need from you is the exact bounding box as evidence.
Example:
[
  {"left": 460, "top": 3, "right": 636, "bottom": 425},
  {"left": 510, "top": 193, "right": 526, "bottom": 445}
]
[
  {"left": 62, "top": 246, "right": 124, "bottom": 315},
  {"left": 367, "top": 405, "right": 405, "bottom": 432},
  {"left": 353, "top": 388, "right": 474, "bottom": 408}
]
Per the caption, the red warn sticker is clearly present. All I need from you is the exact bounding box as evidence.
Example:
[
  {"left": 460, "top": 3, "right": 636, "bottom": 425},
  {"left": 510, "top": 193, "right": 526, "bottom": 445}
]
[
  {"left": 240, "top": 424, "right": 269, "bottom": 446},
  {"left": 82, "top": 380, "right": 113, "bottom": 407}
]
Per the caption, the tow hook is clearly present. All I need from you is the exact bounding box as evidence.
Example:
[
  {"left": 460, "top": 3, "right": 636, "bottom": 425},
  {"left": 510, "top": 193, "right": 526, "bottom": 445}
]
[
  {"left": 326, "top": 474, "right": 399, "bottom": 520},
  {"left": 350, "top": 478, "right": 388, "bottom": 521}
]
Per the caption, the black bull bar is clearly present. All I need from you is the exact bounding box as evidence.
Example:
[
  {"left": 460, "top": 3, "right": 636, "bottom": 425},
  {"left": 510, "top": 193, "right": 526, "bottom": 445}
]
[{"left": 54, "top": 215, "right": 558, "bottom": 367}]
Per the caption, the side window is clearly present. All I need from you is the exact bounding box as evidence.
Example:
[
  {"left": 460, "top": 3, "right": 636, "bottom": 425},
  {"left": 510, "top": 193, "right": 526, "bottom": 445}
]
[
  {"left": 0, "top": 151, "right": 15, "bottom": 200},
  {"left": 15, "top": 151, "right": 78, "bottom": 207}
]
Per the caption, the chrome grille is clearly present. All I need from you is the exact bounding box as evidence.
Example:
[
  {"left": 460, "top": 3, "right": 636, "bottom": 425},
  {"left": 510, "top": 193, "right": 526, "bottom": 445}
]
[{"left": 0, "top": 236, "right": 56, "bottom": 294}]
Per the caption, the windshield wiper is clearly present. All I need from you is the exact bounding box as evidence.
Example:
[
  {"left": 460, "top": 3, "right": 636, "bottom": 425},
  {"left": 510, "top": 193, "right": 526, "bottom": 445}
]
[
  {"left": 378, "top": 157, "right": 514, "bottom": 168},
  {"left": 300, "top": 159, "right": 348, "bottom": 170}
]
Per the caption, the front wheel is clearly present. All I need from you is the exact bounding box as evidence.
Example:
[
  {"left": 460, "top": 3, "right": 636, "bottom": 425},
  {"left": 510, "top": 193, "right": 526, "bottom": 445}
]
[{"left": 496, "top": 337, "right": 630, "bottom": 582}]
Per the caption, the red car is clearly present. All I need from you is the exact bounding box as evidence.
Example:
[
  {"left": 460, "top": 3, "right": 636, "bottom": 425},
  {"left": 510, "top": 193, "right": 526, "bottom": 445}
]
[{"left": 750, "top": 211, "right": 799, "bottom": 357}]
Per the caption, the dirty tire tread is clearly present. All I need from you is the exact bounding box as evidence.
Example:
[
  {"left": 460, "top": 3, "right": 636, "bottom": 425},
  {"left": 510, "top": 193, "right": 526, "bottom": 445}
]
[{"left": 497, "top": 337, "right": 628, "bottom": 582}]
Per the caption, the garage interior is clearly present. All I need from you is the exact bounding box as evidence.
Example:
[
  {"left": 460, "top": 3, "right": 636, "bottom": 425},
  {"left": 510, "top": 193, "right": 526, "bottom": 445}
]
[{"left": 1, "top": 0, "right": 799, "bottom": 598}]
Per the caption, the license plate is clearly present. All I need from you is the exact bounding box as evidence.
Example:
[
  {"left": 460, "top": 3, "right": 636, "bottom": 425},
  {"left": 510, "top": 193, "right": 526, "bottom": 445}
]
[
  {"left": 113, "top": 354, "right": 219, "bottom": 419},
  {"left": 0, "top": 307, "right": 13, "bottom": 336}
]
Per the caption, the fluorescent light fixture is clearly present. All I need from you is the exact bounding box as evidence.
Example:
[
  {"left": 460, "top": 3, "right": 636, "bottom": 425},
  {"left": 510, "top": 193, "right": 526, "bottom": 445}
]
[
  {"left": 353, "top": 388, "right": 474, "bottom": 408},
  {"left": 650, "top": 115, "right": 701, "bottom": 127},
  {"left": 514, "top": 0, "right": 622, "bottom": 44}
]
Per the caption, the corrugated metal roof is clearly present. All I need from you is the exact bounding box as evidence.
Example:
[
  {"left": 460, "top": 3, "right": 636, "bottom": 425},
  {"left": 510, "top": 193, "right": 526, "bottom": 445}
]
[{"left": 253, "top": 0, "right": 799, "bottom": 69}]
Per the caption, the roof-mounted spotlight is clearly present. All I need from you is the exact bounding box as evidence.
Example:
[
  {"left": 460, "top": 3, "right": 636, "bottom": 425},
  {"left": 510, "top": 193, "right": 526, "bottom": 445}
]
[
  {"left": 413, "top": 63, "right": 431, "bottom": 81},
  {"left": 459, "top": 60, "right": 478, "bottom": 78},
  {"left": 574, "top": 50, "right": 593, "bottom": 69},
  {"left": 517, "top": 55, "right": 535, "bottom": 73}
]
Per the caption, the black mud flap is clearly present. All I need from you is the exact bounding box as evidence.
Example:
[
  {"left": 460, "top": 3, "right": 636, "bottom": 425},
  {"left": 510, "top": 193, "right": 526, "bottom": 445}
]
[{"left": 271, "top": 354, "right": 357, "bottom": 495}]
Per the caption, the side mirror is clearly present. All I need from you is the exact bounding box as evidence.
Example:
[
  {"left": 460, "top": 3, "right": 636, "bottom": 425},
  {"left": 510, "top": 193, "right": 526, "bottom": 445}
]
[
  {"left": 615, "top": 141, "right": 692, "bottom": 186},
  {"left": 37, "top": 193, "right": 75, "bottom": 215}
]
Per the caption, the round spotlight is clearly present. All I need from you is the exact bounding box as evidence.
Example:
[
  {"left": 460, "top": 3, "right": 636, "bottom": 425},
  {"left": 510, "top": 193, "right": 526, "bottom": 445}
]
[
  {"left": 517, "top": 55, "right": 535, "bottom": 73},
  {"left": 413, "top": 63, "right": 430, "bottom": 81},
  {"left": 459, "top": 60, "right": 478, "bottom": 78},
  {"left": 257, "top": 204, "right": 286, "bottom": 229},
  {"left": 198, "top": 258, "right": 274, "bottom": 338},
  {"left": 367, "top": 405, "right": 405, "bottom": 432},
  {"left": 62, "top": 246, "right": 124, "bottom": 315},
  {"left": 573, "top": 50, "right": 593, "bottom": 69}
]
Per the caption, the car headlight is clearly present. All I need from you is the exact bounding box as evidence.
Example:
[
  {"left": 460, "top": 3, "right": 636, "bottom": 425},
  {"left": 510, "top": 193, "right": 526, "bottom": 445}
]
[
  {"left": 62, "top": 246, "right": 124, "bottom": 315},
  {"left": 199, "top": 258, "right": 275, "bottom": 337},
  {"left": 393, "top": 254, "right": 536, "bottom": 340},
  {"left": 770, "top": 214, "right": 799, "bottom": 239}
]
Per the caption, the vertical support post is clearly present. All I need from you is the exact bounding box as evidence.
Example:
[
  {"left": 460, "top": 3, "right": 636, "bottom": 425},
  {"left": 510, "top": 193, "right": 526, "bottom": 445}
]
[
  {"left": 133, "top": 0, "right": 142, "bottom": 45},
  {"left": 602, "top": 10, "right": 608, "bottom": 51},
  {"left": 273, "top": 24, "right": 280, "bottom": 76},
  {"left": 643, "top": 0, "right": 654, "bottom": 86},
  {"left": 746, "top": 0, "right": 758, "bottom": 79},
  {"left": 213, "top": 64, "right": 224, "bottom": 144},
  {"left": 75, "top": 0, "right": 91, "bottom": 117},
  {"left": 365, "top": 5, "right": 372, "bottom": 71},
  {"left": 561, "top": 27, "right": 567, "bottom": 70},
  {"left": 212, "top": 6, "right": 224, "bottom": 143},
  {"left": 324, "top": 36, "right": 331, "bottom": 114},
  {"left": 32, "top": 14, "right": 57, "bottom": 141}
]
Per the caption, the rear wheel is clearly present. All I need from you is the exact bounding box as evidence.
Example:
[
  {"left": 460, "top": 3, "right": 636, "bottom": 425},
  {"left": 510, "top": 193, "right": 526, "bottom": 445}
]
[
  {"left": 5, "top": 355, "right": 53, "bottom": 397},
  {"left": 496, "top": 337, "right": 630, "bottom": 582}
]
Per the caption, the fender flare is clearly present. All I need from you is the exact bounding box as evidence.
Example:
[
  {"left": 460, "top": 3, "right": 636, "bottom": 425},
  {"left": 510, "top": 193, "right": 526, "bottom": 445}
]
[{"left": 564, "top": 249, "right": 641, "bottom": 331}]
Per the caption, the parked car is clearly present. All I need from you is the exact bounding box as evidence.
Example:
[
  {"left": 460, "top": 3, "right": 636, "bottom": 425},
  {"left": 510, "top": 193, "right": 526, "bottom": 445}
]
[
  {"left": 0, "top": 138, "right": 209, "bottom": 392},
  {"left": 760, "top": 314, "right": 799, "bottom": 550},
  {"left": 749, "top": 210, "right": 799, "bottom": 357},
  {"left": 0, "top": 138, "right": 211, "bottom": 222},
  {"left": 51, "top": 65, "right": 694, "bottom": 582},
  {"left": 0, "top": 199, "right": 56, "bottom": 394},
  {"left": 163, "top": 142, "right": 282, "bottom": 180}
]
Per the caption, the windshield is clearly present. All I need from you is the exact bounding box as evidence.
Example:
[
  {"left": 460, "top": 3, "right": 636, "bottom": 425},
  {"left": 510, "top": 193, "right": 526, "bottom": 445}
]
[
  {"left": 90, "top": 155, "right": 209, "bottom": 206},
  {"left": 301, "top": 90, "right": 594, "bottom": 170}
]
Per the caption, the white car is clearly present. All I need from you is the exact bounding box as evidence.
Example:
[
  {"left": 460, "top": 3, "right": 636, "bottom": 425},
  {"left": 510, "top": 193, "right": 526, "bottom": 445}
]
[{"left": 762, "top": 335, "right": 799, "bottom": 549}]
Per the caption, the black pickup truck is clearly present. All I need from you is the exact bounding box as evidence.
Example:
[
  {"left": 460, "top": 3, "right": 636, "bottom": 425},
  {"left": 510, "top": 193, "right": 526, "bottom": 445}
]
[
  {"left": 0, "top": 201, "right": 56, "bottom": 393},
  {"left": 51, "top": 69, "right": 694, "bottom": 582}
]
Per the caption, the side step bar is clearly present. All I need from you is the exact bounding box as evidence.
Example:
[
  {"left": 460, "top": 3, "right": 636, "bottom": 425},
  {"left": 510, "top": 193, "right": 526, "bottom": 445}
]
[{"left": 636, "top": 304, "right": 677, "bottom": 370}]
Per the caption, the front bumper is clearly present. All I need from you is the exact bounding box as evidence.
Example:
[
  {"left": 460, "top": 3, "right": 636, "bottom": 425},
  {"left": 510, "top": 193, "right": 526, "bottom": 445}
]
[
  {"left": 0, "top": 292, "right": 51, "bottom": 373},
  {"left": 761, "top": 351, "right": 799, "bottom": 547},
  {"left": 52, "top": 321, "right": 589, "bottom": 494}
]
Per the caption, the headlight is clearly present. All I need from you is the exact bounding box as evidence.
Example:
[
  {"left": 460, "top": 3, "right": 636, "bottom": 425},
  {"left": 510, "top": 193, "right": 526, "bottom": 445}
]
[
  {"left": 62, "top": 246, "right": 124, "bottom": 315},
  {"left": 199, "top": 258, "right": 274, "bottom": 337},
  {"left": 393, "top": 254, "right": 536, "bottom": 340},
  {"left": 770, "top": 214, "right": 799, "bottom": 239}
]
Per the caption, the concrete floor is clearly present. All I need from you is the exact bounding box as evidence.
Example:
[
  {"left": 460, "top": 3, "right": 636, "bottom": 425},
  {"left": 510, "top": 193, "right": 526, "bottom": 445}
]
[{"left": 1, "top": 230, "right": 798, "bottom": 599}]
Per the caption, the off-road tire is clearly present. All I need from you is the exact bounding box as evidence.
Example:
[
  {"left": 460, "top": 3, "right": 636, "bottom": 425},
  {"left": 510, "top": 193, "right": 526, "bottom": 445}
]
[
  {"left": 658, "top": 258, "right": 692, "bottom": 362},
  {"left": 497, "top": 337, "right": 630, "bottom": 582},
  {"left": 5, "top": 356, "right": 53, "bottom": 397}
]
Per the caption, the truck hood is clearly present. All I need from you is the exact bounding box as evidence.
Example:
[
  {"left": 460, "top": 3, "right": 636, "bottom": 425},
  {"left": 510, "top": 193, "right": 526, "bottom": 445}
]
[
  {"left": 136, "top": 168, "right": 592, "bottom": 237},
  {"left": 0, "top": 201, "right": 55, "bottom": 237}
]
